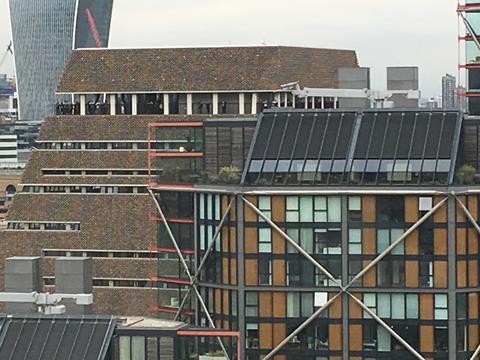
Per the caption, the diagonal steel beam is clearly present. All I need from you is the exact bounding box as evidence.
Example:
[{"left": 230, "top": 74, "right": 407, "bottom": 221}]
[
  {"left": 196, "top": 198, "right": 235, "bottom": 278},
  {"left": 148, "top": 190, "right": 230, "bottom": 359},
  {"left": 348, "top": 292, "right": 424, "bottom": 360},
  {"left": 470, "top": 343, "right": 480, "bottom": 360},
  {"left": 455, "top": 196, "right": 480, "bottom": 235},
  {"left": 263, "top": 291, "right": 342, "bottom": 360},
  {"left": 241, "top": 196, "right": 343, "bottom": 289},
  {"left": 347, "top": 197, "right": 448, "bottom": 288},
  {"left": 174, "top": 198, "right": 234, "bottom": 321}
]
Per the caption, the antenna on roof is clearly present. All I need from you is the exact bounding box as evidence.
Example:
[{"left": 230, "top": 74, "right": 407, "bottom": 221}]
[{"left": 261, "top": 40, "right": 267, "bottom": 46}]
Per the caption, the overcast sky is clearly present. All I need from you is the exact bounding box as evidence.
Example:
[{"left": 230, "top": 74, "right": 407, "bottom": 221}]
[{"left": 0, "top": 0, "right": 459, "bottom": 97}]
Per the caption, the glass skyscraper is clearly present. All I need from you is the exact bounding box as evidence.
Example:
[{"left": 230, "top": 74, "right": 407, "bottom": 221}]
[{"left": 9, "top": 0, "right": 113, "bottom": 121}]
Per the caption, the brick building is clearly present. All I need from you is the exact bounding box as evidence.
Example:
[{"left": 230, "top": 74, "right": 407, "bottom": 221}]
[
  {"left": 0, "top": 46, "right": 359, "bottom": 320},
  {"left": 6, "top": 44, "right": 480, "bottom": 359}
]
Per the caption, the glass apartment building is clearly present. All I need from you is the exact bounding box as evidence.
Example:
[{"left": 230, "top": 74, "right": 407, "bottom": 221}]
[{"left": 8, "top": 0, "right": 113, "bottom": 121}]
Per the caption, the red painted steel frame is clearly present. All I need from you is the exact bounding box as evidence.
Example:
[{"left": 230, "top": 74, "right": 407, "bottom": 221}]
[
  {"left": 149, "top": 275, "right": 191, "bottom": 285},
  {"left": 148, "top": 121, "right": 203, "bottom": 127},
  {"left": 84, "top": 8, "right": 102, "bottom": 48},
  {"left": 176, "top": 330, "right": 241, "bottom": 360}
]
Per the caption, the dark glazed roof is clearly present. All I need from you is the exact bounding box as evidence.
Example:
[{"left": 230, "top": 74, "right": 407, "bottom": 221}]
[
  {"left": 0, "top": 315, "right": 115, "bottom": 360},
  {"left": 57, "top": 46, "right": 358, "bottom": 93},
  {"left": 243, "top": 109, "right": 462, "bottom": 186}
]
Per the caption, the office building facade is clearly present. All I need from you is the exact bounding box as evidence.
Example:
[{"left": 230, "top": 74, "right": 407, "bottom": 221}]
[
  {"left": 442, "top": 74, "right": 457, "bottom": 109},
  {"left": 8, "top": 0, "right": 113, "bottom": 121}
]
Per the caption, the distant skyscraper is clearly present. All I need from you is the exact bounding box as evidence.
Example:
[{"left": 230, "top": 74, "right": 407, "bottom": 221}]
[
  {"left": 9, "top": 0, "right": 113, "bottom": 121},
  {"left": 442, "top": 74, "right": 456, "bottom": 109}
]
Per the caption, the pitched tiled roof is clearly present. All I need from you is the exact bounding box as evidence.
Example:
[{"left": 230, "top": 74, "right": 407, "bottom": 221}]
[{"left": 57, "top": 46, "right": 358, "bottom": 93}]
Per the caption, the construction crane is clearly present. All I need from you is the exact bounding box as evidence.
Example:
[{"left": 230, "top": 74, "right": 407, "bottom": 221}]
[
  {"left": 84, "top": 8, "right": 102, "bottom": 48},
  {"left": 0, "top": 41, "right": 13, "bottom": 70}
]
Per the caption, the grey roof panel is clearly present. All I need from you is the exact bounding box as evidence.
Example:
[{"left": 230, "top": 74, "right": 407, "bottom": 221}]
[{"left": 0, "top": 315, "right": 114, "bottom": 360}]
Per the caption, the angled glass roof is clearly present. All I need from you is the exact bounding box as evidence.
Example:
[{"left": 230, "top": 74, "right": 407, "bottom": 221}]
[
  {"left": 0, "top": 315, "right": 115, "bottom": 360},
  {"left": 242, "top": 109, "right": 462, "bottom": 186}
]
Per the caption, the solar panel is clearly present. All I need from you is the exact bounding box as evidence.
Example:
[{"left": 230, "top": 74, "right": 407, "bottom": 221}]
[{"left": 243, "top": 109, "right": 462, "bottom": 186}]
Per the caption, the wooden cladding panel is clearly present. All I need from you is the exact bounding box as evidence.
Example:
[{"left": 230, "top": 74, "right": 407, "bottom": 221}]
[
  {"left": 259, "top": 323, "right": 273, "bottom": 349},
  {"left": 362, "top": 196, "right": 375, "bottom": 222},
  {"left": 349, "top": 324, "right": 363, "bottom": 351},
  {"left": 434, "top": 261, "right": 448, "bottom": 288},
  {"left": 469, "top": 293, "right": 479, "bottom": 319},
  {"left": 272, "top": 292, "right": 286, "bottom": 318},
  {"left": 271, "top": 196, "right": 285, "bottom": 222},
  {"left": 229, "top": 227, "right": 237, "bottom": 254},
  {"left": 457, "top": 260, "right": 467, "bottom": 288},
  {"left": 420, "top": 325, "right": 434, "bottom": 352},
  {"left": 469, "top": 324, "right": 479, "bottom": 351},
  {"left": 272, "top": 323, "right": 286, "bottom": 348},
  {"left": 245, "top": 259, "right": 257, "bottom": 286},
  {"left": 469, "top": 260, "right": 479, "bottom": 287},
  {"left": 405, "top": 196, "right": 418, "bottom": 222},
  {"left": 349, "top": 294, "right": 363, "bottom": 319},
  {"left": 244, "top": 227, "right": 257, "bottom": 254},
  {"left": 329, "top": 324, "right": 342, "bottom": 351},
  {"left": 405, "top": 231, "right": 418, "bottom": 255},
  {"left": 457, "top": 228, "right": 467, "bottom": 255},
  {"left": 469, "top": 228, "right": 479, "bottom": 255},
  {"left": 362, "top": 228, "right": 376, "bottom": 255},
  {"left": 222, "top": 258, "right": 229, "bottom": 285},
  {"left": 405, "top": 260, "right": 419, "bottom": 288},
  {"left": 433, "top": 196, "right": 447, "bottom": 223},
  {"left": 468, "top": 195, "right": 478, "bottom": 219},
  {"left": 362, "top": 261, "right": 376, "bottom": 287},
  {"left": 272, "top": 232, "right": 285, "bottom": 254},
  {"left": 230, "top": 258, "right": 237, "bottom": 285},
  {"left": 259, "top": 292, "right": 272, "bottom": 318},
  {"left": 420, "top": 294, "right": 433, "bottom": 320},
  {"left": 457, "top": 196, "right": 467, "bottom": 223},
  {"left": 244, "top": 196, "right": 257, "bottom": 222},
  {"left": 433, "top": 229, "right": 447, "bottom": 255},
  {"left": 272, "top": 259, "right": 286, "bottom": 286},
  {"left": 329, "top": 293, "right": 342, "bottom": 319}
]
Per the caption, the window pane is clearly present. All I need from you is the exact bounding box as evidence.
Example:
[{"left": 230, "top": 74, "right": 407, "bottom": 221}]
[
  {"left": 287, "top": 196, "right": 299, "bottom": 210},
  {"left": 287, "top": 293, "right": 300, "bottom": 317},
  {"left": 258, "top": 196, "right": 271, "bottom": 210},
  {"left": 328, "top": 197, "right": 341, "bottom": 222},
  {"left": 349, "top": 196, "right": 361, "bottom": 211},
  {"left": 406, "top": 294, "right": 419, "bottom": 319},
  {"left": 300, "top": 197, "right": 313, "bottom": 222},
  {"left": 391, "top": 294, "right": 405, "bottom": 319},
  {"left": 377, "top": 230, "right": 390, "bottom": 253},
  {"left": 301, "top": 293, "right": 314, "bottom": 317},
  {"left": 378, "top": 294, "right": 391, "bottom": 318},
  {"left": 287, "top": 229, "right": 299, "bottom": 253},
  {"left": 377, "top": 326, "right": 391, "bottom": 351},
  {"left": 390, "top": 229, "right": 405, "bottom": 255},
  {"left": 301, "top": 228, "right": 314, "bottom": 253},
  {"left": 132, "top": 337, "right": 146, "bottom": 360},
  {"left": 315, "top": 196, "right": 327, "bottom": 210}
]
